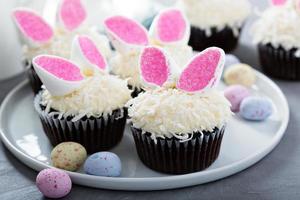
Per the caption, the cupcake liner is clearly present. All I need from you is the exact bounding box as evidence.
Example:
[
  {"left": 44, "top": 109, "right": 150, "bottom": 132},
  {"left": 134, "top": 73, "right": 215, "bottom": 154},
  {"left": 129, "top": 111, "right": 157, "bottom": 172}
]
[
  {"left": 258, "top": 43, "right": 300, "bottom": 80},
  {"left": 34, "top": 94, "right": 127, "bottom": 153},
  {"left": 131, "top": 126, "right": 225, "bottom": 174},
  {"left": 188, "top": 26, "right": 240, "bottom": 52},
  {"left": 25, "top": 60, "right": 43, "bottom": 94}
]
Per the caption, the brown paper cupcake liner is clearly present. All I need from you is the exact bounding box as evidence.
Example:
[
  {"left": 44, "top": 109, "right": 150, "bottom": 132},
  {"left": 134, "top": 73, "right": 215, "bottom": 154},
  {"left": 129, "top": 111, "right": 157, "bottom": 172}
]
[
  {"left": 258, "top": 43, "right": 300, "bottom": 80},
  {"left": 131, "top": 126, "right": 225, "bottom": 174},
  {"left": 25, "top": 60, "right": 43, "bottom": 94},
  {"left": 34, "top": 94, "right": 127, "bottom": 153},
  {"left": 188, "top": 26, "right": 240, "bottom": 52}
]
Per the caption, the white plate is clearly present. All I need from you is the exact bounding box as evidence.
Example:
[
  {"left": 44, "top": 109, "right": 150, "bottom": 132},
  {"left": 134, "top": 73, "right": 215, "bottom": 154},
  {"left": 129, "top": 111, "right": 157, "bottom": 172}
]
[{"left": 0, "top": 71, "right": 289, "bottom": 191}]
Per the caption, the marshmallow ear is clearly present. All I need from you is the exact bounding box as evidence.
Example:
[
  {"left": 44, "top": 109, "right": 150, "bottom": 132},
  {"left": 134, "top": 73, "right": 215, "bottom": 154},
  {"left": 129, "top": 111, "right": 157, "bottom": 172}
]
[
  {"left": 177, "top": 47, "right": 225, "bottom": 93},
  {"left": 104, "top": 16, "right": 149, "bottom": 54},
  {"left": 12, "top": 8, "right": 53, "bottom": 44},
  {"left": 140, "top": 46, "right": 179, "bottom": 88},
  {"left": 59, "top": 0, "right": 87, "bottom": 31},
  {"left": 269, "top": 0, "right": 287, "bottom": 6},
  {"left": 33, "top": 55, "right": 84, "bottom": 96},
  {"left": 149, "top": 8, "right": 190, "bottom": 45},
  {"left": 71, "top": 35, "right": 107, "bottom": 72}
]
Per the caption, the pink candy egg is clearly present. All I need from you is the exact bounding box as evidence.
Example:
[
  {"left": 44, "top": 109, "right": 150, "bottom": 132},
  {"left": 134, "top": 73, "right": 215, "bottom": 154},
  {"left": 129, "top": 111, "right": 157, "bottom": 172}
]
[
  {"left": 224, "top": 85, "right": 250, "bottom": 112},
  {"left": 36, "top": 168, "right": 72, "bottom": 198}
]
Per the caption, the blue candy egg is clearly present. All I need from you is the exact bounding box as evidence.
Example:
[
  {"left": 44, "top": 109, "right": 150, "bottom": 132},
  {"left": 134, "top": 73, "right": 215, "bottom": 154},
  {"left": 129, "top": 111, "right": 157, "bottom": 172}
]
[
  {"left": 240, "top": 96, "right": 273, "bottom": 121},
  {"left": 84, "top": 152, "right": 121, "bottom": 177},
  {"left": 225, "top": 54, "right": 240, "bottom": 69}
]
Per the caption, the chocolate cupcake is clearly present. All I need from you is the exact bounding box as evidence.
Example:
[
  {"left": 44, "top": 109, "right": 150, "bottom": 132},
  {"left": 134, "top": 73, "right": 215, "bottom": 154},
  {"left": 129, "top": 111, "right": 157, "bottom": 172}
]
[
  {"left": 12, "top": 0, "right": 112, "bottom": 93},
  {"left": 126, "top": 46, "right": 231, "bottom": 174},
  {"left": 104, "top": 8, "right": 193, "bottom": 96},
  {"left": 177, "top": 0, "right": 251, "bottom": 52},
  {"left": 252, "top": 0, "right": 300, "bottom": 80},
  {"left": 33, "top": 35, "right": 131, "bottom": 153}
]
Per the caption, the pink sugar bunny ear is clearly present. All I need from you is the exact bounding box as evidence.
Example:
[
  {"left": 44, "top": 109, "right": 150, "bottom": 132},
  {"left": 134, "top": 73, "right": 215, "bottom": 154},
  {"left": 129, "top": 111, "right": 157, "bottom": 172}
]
[
  {"left": 139, "top": 46, "right": 179, "bottom": 88},
  {"left": 177, "top": 47, "right": 225, "bottom": 92},
  {"left": 269, "top": 0, "right": 287, "bottom": 6},
  {"left": 12, "top": 8, "right": 53, "bottom": 44},
  {"left": 149, "top": 8, "right": 190, "bottom": 45},
  {"left": 33, "top": 55, "right": 84, "bottom": 96},
  {"left": 59, "top": 0, "right": 87, "bottom": 31},
  {"left": 104, "top": 16, "right": 149, "bottom": 54},
  {"left": 71, "top": 35, "right": 107, "bottom": 73}
]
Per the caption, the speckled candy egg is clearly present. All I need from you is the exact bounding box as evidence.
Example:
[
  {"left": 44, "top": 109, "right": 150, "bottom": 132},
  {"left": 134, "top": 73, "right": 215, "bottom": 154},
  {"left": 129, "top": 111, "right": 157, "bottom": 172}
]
[
  {"left": 225, "top": 54, "right": 240, "bottom": 69},
  {"left": 84, "top": 152, "right": 122, "bottom": 177},
  {"left": 36, "top": 168, "right": 72, "bottom": 198},
  {"left": 224, "top": 63, "right": 256, "bottom": 87},
  {"left": 224, "top": 85, "right": 251, "bottom": 112},
  {"left": 240, "top": 96, "right": 273, "bottom": 121},
  {"left": 51, "top": 142, "right": 87, "bottom": 171}
]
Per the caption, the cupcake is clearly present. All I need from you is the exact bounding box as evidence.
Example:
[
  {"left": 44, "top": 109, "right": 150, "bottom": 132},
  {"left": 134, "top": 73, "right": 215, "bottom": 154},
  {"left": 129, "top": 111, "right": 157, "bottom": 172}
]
[
  {"left": 252, "top": 0, "right": 300, "bottom": 80},
  {"left": 127, "top": 46, "right": 232, "bottom": 174},
  {"left": 33, "top": 35, "right": 131, "bottom": 153},
  {"left": 12, "top": 0, "right": 112, "bottom": 93},
  {"left": 104, "top": 8, "right": 193, "bottom": 97},
  {"left": 177, "top": 0, "right": 251, "bottom": 52}
]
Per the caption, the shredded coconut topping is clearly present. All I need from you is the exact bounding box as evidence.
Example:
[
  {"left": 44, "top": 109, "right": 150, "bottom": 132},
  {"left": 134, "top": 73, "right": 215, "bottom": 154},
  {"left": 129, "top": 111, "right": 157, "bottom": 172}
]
[
  {"left": 126, "top": 88, "right": 232, "bottom": 140},
  {"left": 178, "top": 0, "right": 251, "bottom": 36},
  {"left": 40, "top": 74, "right": 131, "bottom": 121}
]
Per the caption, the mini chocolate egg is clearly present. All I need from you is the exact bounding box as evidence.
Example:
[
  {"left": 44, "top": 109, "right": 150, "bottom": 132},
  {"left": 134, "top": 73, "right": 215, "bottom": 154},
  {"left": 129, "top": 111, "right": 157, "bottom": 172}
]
[
  {"left": 84, "top": 152, "right": 121, "bottom": 177},
  {"left": 51, "top": 142, "right": 87, "bottom": 171},
  {"left": 240, "top": 96, "right": 273, "bottom": 121},
  {"left": 224, "top": 63, "right": 256, "bottom": 87},
  {"left": 224, "top": 85, "right": 251, "bottom": 112},
  {"left": 36, "top": 168, "right": 72, "bottom": 199},
  {"left": 225, "top": 54, "right": 240, "bottom": 69}
]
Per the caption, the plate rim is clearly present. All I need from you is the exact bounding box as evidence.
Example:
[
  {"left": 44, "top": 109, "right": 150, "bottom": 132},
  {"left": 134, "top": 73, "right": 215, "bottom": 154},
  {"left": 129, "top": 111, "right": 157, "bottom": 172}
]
[{"left": 0, "top": 71, "right": 290, "bottom": 190}]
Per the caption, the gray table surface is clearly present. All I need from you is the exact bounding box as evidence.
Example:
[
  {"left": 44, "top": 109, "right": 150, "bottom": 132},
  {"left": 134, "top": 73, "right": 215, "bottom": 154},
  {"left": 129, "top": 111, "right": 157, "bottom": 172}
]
[{"left": 1, "top": 0, "right": 300, "bottom": 199}]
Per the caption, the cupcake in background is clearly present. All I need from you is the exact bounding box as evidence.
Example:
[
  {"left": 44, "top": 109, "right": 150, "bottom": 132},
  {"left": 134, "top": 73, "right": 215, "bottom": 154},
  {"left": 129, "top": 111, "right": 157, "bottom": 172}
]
[
  {"left": 252, "top": 0, "right": 300, "bottom": 80},
  {"left": 33, "top": 35, "right": 131, "bottom": 153},
  {"left": 127, "top": 46, "right": 232, "bottom": 174},
  {"left": 104, "top": 8, "right": 193, "bottom": 97},
  {"left": 12, "top": 0, "right": 112, "bottom": 93},
  {"left": 177, "top": 0, "right": 251, "bottom": 52}
]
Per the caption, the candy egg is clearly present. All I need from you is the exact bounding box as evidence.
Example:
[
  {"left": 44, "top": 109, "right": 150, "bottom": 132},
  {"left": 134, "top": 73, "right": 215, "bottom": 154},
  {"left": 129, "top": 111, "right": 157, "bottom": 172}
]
[
  {"left": 224, "top": 85, "right": 251, "bottom": 112},
  {"left": 84, "top": 152, "right": 122, "bottom": 177},
  {"left": 36, "top": 168, "right": 72, "bottom": 199},
  {"left": 224, "top": 63, "right": 256, "bottom": 87},
  {"left": 51, "top": 142, "right": 87, "bottom": 171},
  {"left": 240, "top": 96, "right": 273, "bottom": 121},
  {"left": 225, "top": 54, "right": 240, "bottom": 69}
]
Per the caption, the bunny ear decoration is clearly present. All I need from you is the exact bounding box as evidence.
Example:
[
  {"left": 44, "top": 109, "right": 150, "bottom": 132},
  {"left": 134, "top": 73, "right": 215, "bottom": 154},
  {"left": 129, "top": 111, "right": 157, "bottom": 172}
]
[
  {"left": 177, "top": 47, "right": 225, "bottom": 93},
  {"left": 149, "top": 8, "right": 190, "bottom": 45},
  {"left": 104, "top": 16, "right": 149, "bottom": 54},
  {"left": 59, "top": 0, "right": 87, "bottom": 31},
  {"left": 33, "top": 55, "right": 84, "bottom": 96},
  {"left": 71, "top": 35, "right": 107, "bottom": 73},
  {"left": 269, "top": 0, "right": 287, "bottom": 6},
  {"left": 12, "top": 8, "right": 53, "bottom": 44},
  {"left": 139, "top": 46, "right": 179, "bottom": 88}
]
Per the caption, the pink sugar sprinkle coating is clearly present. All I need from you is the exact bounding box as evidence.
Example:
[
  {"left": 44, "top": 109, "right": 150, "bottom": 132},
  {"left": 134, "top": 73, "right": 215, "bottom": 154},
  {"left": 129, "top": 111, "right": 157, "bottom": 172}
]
[
  {"left": 271, "top": 0, "right": 286, "bottom": 6},
  {"left": 60, "top": 0, "right": 86, "bottom": 31},
  {"left": 35, "top": 56, "right": 83, "bottom": 81},
  {"left": 177, "top": 49, "right": 221, "bottom": 92},
  {"left": 105, "top": 16, "right": 148, "bottom": 45},
  {"left": 141, "top": 47, "right": 169, "bottom": 86},
  {"left": 157, "top": 9, "right": 186, "bottom": 42},
  {"left": 13, "top": 10, "right": 53, "bottom": 43},
  {"left": 78, "top": 36, "right": 106, "bottom": 69}
]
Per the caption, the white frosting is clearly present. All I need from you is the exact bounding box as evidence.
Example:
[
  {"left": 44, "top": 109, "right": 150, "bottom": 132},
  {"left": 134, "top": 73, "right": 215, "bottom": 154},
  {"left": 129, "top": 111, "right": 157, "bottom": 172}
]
[
  {"left": 23, "top": 27, "right": 112, "bottom": 62},
  {"left": 127, "top": 88, "right": 231, "bottom": 141},
  {"left": 252, "top": 0, "right": 300, "bottom": 53},
  {"left": 110, "top": 44, "right": 193, "bottom": 89},
  {"left": 178, "top": 0, "right": 251, "bottom": 36},
  {"left": 40, "top": 74, "right": 131, "bottom": 121}
]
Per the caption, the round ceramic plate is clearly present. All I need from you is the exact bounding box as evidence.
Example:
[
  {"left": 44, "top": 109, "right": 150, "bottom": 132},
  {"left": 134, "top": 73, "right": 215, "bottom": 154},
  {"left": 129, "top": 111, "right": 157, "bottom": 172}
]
[{"left": 0, "top": 71, "right": 289, "bottom": 191}]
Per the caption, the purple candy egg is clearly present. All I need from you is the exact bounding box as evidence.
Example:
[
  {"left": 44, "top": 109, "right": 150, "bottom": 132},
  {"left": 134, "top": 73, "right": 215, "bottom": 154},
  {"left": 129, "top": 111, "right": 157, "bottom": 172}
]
[
  {"left": 36, "top": 168, "right": 72, "bottom": 198},
  {"left": 224, "top": 85, "right": 250, "bottom": 112}
]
